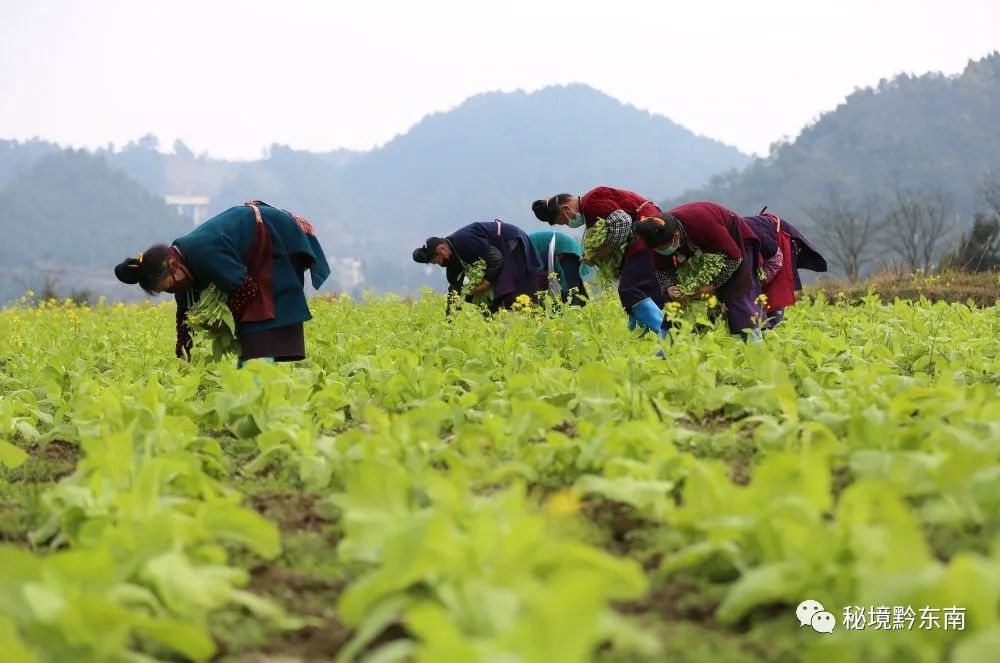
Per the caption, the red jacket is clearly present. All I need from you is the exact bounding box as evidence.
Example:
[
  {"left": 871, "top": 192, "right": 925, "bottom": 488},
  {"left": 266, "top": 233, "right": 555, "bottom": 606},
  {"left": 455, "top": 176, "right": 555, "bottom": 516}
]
[
  {"left": 580, "top": 186, "right": 662, "bottom": 228},
  {"left": 661, "top": 201, "right": 761, "bottom": 303},
  {"left": 667, "top": 201, "right": 756, "bottom": 260}
]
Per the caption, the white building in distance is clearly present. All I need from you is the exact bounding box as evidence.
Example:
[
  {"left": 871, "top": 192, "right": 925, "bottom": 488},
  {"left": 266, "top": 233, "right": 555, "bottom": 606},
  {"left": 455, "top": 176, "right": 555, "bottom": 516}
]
[{"left": 164, "top": 195, "right": 211, "bottom": 226}]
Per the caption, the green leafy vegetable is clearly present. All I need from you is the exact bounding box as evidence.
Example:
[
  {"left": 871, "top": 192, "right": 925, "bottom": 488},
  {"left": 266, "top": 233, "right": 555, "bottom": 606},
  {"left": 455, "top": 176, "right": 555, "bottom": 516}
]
[
  {"left": 460, "top": 258, "right": 492, "bottom": 306},
  {"left": 582, "top": 218, "right": 626, "bottom": 286},
  {"left": 186, "top": 285, "right": 239, "bottom": 359},
  {"left": 2, "top": 289, "right": 1000, "bottom": 661},
  {"left": 676, "top": 251, "right": 728, "bottom": 295}
]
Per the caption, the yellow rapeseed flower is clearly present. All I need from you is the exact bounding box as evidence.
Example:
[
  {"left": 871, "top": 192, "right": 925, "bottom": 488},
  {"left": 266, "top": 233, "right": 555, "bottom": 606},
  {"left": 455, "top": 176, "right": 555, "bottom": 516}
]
[
  {"left": 754, "top": 293, "right": 768, "bottom": 306},
  {"left": 512, "top": 294, "right": 533, "bottom": 311},
  {"left": 707, "top": 295, "right": 718, "bottom": 309},
  {"left": 666, "top": 301, "right": 681, "bottom": 314},
  {"left": 544, "top": 489, "right": 581, "bottom": 517}
]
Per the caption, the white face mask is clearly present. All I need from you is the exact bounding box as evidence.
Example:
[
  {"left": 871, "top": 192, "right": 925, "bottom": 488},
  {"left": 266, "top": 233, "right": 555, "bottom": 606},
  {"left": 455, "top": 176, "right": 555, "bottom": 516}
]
[{"left": 566, "top": 212, "right": 585, "bottom": 229}]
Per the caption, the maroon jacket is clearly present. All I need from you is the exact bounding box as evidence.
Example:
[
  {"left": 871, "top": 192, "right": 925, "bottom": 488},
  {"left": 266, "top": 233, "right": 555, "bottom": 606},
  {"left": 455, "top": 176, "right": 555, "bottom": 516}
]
[
  {"left": 667, "top": 201, "right": 757, "bottom": 260},
  {"left": 580, "top": 186, "right": 662, "bottom": 228},
  {"left": 659, "top": 201, "right": 760, "bottom": 302}
]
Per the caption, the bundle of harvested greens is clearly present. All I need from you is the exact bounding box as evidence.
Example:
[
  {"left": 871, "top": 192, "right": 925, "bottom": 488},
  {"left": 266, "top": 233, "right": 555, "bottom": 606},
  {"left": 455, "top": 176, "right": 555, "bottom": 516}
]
[
  {"left": 185, "top": 285, "right": 239, "bottom": 359},
  {"left": 581, "top": 218, "right": 625, "bottom": 287},
  {"left": 676, "top": 252, "right": 728, "bottom": 296},
  {"left": 460, "top": 258, "right": 493, "bottom": 306}
]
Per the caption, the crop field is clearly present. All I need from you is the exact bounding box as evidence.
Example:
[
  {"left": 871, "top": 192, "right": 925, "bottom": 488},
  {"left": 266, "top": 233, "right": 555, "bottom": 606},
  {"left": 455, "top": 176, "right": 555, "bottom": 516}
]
[{"left": 2, "top": 292, "right": 1000, "bottom": 662}]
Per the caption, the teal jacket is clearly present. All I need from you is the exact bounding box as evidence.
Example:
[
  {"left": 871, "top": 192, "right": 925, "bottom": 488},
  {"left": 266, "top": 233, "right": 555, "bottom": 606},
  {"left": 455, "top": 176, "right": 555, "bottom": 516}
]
[
  {"left": 528, "top": 230, "right": 591, "bottom": 294},
  {"left": 173, "top": 203, "right": 330, "bottom": 334}
]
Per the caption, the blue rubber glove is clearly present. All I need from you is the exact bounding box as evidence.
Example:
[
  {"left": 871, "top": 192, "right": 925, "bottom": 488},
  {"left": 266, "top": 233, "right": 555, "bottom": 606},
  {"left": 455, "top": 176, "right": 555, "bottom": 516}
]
[
  {"left": 237, "top": 356, "right": 276, "bottom": 369},
  {"left": 629, "top": 298, "right": 669, "bottom": 339}
]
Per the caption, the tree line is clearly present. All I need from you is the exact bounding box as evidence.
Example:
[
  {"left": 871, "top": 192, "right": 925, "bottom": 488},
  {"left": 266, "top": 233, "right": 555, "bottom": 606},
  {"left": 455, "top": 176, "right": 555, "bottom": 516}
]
[{"left": 807, "top": 173, "right": 1000, "bottom": 282}]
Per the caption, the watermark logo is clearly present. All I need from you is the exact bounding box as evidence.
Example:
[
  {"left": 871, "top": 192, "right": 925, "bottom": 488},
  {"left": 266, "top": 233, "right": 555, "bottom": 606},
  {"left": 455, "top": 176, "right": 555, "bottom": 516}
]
[
  {"left": 798, "top": 601, "right": 966, "bottom": 633},
  {"left": 842, "top": 605, "right": 966, "bottom": 631},
  {"left": 796, "top": 599, "right": 836, "bottom": 634}
]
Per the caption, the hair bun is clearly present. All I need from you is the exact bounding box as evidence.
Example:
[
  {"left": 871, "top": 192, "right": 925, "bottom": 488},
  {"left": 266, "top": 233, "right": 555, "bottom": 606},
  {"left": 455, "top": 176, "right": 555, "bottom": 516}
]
[
  {"left": 114, "top": 258, "right": 142, "bottom": 284},
  {"left": 412, "top": 247, "right": 430, "bottom": 264},
  {"left": 531, "top": 199, "right": 552, "bottom": 223},
  {"left": 634, "top": 215, "right": 678, "bottom": 248}
]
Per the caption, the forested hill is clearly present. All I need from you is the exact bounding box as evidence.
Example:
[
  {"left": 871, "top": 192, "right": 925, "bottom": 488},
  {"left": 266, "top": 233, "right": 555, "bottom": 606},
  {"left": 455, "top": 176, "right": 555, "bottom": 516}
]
[
  {"left": 0, "top": 150, "right": 190, "bottom": 304},
  {"left": 664, "top": 53, "right": 1000, "bottom": 228}
]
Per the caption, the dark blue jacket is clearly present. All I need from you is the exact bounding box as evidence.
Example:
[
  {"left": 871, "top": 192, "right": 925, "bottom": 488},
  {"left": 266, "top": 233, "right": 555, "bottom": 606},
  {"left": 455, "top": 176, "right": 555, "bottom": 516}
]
[{"left": 446, "top": 221, "right": 544, "bottom": 303}]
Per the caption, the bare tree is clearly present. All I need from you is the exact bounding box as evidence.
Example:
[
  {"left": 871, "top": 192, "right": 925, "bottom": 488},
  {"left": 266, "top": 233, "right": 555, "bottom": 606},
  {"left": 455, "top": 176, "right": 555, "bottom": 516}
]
[
  {"left": 39, "top": 273, "right": 62, "bottom": 301},
  {"left": 941, "top": 213, "right": 1000, "bottom": 271},
  {"left": 806, "top": 189, "right": 881, "bottom": 282},
  {"left": 882, "top": 188, "right": 954, "bottom": 272},
  {"left": 981, "top": 171, "right": 1000, "bottom": 219},
  {"left": 0, "top": 264, "right": 66, "bottom": 303},
  {"left": 940, "top": 172, "right": 1000, "bottom": 272},
  {"left": 0, "top": 268, "right": 31, "bottom": 291}
]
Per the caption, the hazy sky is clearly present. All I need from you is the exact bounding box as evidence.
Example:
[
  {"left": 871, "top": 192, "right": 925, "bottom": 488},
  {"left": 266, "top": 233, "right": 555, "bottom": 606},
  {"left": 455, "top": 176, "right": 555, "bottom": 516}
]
[{"left": 1, "top": 0, "right": 997, "bottom": 160}]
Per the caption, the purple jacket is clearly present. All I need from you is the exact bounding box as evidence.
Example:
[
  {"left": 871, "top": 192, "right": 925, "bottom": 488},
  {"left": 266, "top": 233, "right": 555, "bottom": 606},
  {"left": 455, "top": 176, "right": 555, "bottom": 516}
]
[{"left": 742, "top": 214, "right": 827, "bottom": 289}]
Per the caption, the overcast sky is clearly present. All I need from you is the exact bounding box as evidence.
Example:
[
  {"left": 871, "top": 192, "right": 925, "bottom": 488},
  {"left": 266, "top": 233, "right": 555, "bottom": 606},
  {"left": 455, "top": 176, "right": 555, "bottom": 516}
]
[{"left": 1, "top": 0, "right": 997, "bottom": 160}]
